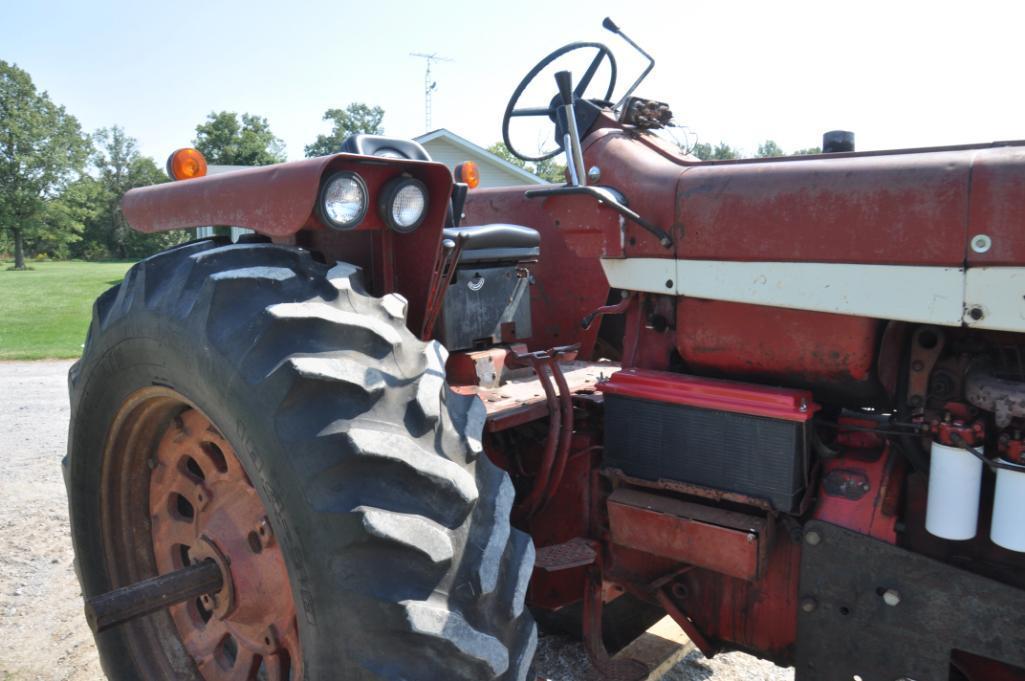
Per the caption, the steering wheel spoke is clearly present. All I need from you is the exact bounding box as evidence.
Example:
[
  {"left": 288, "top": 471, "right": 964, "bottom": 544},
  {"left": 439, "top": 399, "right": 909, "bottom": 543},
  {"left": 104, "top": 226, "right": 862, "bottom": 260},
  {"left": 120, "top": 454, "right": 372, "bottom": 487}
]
[
  {"left": 510, "top": 106, "right": 554, "bottom": 118},
  {"left": 574, "top": 49, "right": 608, "bottom": 98},
  {"left": 502, "top": 41, "right": 617, "bottom": 163}
]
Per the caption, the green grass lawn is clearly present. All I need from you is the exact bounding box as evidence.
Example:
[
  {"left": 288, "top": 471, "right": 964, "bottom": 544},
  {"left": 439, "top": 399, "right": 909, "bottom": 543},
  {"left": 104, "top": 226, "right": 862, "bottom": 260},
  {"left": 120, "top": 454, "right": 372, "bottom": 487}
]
[{"left": 0, "top": 260, "right": 134, "bottom": 360}]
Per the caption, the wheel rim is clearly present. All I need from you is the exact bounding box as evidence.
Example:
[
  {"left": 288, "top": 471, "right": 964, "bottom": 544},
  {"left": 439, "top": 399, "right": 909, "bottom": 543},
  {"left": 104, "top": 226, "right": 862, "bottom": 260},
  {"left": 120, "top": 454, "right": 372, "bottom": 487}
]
[{"left": 101, "top": 388, "right": 302, "bottom": 680}]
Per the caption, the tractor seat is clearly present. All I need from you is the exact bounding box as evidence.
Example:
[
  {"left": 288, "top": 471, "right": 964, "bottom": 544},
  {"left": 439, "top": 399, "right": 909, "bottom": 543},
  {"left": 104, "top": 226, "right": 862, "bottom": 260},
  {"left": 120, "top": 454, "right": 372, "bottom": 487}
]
[{"left": 442, "top": 224, "right": 540, "bottom": 265}]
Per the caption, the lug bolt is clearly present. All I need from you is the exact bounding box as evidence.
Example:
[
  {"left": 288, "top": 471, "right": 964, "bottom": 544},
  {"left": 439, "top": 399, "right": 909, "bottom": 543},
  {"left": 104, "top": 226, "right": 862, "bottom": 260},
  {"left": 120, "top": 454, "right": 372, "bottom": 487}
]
[
  {"left": 804, "top": 530, "right": 821, "bottom": 546},
  {"left": 882, "top": 589, "right": 902, "bottom": 607},
  {"left": 800, "top": 596, "right": 818, "bottom": 613},
  {"left": 257, "top": 517, "right": 274, "bottom": 548}
]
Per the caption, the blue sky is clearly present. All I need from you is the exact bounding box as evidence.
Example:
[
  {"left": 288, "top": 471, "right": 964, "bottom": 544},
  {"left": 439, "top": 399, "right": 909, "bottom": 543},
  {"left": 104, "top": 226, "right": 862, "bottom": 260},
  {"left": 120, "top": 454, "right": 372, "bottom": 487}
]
[{"left": 6, "top": 0, "right": 1025, "bottom": 162}]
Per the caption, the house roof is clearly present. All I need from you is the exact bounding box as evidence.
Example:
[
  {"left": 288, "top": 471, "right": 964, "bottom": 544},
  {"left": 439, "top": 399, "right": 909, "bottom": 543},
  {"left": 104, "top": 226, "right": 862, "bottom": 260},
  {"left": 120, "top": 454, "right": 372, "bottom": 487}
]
[{"left": 414, "top": 129, "right": 547, "bottom": 185}]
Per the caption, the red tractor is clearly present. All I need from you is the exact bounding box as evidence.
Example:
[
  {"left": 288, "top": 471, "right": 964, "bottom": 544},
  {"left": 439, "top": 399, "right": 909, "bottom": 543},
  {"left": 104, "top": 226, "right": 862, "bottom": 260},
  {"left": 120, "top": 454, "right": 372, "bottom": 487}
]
[{"left": 67, "top": 18, "right": 1025, "bottom": 681}]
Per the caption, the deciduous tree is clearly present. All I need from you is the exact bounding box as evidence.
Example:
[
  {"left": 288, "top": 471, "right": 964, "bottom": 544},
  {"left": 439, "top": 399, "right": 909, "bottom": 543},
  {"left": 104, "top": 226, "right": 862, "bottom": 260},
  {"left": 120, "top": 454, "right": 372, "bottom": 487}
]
[
  {"left": 81, "top": 126, "right": 185, "bottom": 259},
  {"left": 194, "top": 111, "right": 286, "bottom": 166},
  {"left": 305, "top": 103, "right": 385, "bottom": 158},
  {"left": 690, "top": 141, "right": 742, "bottom": 160},
  {"left": 0, "top": 60, "right": 90, "bottom": 268},
  {"left": 755, "top": 140, "right": 785, "bottom": 158},
  {"left": 487, "top": 142, "right": 566, "bottom": 183}
]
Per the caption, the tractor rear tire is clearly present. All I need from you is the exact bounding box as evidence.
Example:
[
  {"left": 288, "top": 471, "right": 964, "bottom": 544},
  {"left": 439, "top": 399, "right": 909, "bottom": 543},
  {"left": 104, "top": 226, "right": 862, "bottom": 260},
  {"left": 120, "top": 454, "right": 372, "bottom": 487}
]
[{"left": 65, "top": 239, "right": 537, "bottom": 681}]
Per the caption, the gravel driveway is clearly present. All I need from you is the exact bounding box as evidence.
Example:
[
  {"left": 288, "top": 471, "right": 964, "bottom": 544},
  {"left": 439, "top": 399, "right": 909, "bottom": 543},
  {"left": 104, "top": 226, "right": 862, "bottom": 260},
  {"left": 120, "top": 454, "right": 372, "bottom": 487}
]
[{"left": 0, "top": 360, "right": 793, "bottom": 681}]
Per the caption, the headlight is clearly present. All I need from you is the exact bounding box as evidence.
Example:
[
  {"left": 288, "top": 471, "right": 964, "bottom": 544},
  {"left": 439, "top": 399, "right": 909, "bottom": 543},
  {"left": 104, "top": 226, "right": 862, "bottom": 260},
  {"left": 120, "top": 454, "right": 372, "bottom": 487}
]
[
  {"left": 379, "top": 176, "right": 429, "bottom": 233},
  {"left": 373, "top": 147, "right": 406, "bottom": 159},
  {"left": 318, "top": 171, "right": 368, "bottom": 230}
]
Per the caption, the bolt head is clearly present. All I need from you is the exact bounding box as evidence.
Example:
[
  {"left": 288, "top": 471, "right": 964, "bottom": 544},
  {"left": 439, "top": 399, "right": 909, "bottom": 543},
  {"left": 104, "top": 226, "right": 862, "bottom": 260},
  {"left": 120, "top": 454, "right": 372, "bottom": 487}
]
[
  {"left": 800, "top": 596, "right": 818, "bottom": 613},
  {"left": 971, "top": 234, "right": 992, "bottom": 254},
  {"left": 804, "top": 530, "right": 821, "bottom": 546},
  {"left": 882, "top": 588, "right": 902, "bottom": 607},
  {"left": 587, "top": 166, "right": 602, "bottom": 183}
]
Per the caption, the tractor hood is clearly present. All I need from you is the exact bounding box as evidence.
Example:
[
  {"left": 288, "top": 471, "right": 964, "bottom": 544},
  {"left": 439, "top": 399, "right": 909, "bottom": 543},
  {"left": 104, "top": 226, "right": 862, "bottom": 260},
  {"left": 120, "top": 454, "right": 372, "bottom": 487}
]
[{"left": 580, "top": 130, "right": 1025, "bottom": 332}]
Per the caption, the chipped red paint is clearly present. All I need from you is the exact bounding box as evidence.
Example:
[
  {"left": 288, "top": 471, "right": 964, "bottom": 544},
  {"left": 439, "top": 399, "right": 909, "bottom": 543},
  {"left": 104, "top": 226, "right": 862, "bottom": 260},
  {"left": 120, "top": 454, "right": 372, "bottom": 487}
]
[
  {"left": 815, "top": 444, "right": 904, "bottom": 544},
  {"left": 607, "top": 489, "right": 770, "bottom": 581},
  {"left": 675, "top": 298, "right": 884, "bottom": 401}
]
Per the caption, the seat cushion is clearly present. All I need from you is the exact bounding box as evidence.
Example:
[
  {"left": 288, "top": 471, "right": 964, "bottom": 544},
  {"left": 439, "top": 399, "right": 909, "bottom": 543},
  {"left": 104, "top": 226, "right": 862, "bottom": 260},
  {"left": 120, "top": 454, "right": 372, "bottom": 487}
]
[{"left": 442, "top": 224, "right": 540, "bottom": 264}]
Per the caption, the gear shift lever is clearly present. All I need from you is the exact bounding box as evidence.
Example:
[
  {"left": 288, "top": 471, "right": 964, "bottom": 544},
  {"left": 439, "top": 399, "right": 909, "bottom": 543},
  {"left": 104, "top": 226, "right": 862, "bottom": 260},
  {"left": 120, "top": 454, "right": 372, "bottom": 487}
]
[{"left": 554, "top": 70, "right": 587, "bottom": 186}]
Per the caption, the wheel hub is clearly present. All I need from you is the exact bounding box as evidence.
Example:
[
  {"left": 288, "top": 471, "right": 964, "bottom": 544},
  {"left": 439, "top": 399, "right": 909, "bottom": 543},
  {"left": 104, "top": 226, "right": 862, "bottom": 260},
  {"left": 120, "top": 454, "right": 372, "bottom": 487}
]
[{"left": 149, "top": 408, "right": 301, "bottom": 680}]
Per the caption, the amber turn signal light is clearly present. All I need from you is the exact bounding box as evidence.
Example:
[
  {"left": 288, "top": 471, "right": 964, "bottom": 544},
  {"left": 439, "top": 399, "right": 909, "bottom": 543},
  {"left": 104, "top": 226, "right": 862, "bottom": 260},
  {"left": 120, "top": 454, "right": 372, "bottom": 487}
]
[
  {"left": 455, "top": 161, "right": 480, "bottom": 189},
  {"left": 166, "top": 148, "right": 208, "bottom": 181}
]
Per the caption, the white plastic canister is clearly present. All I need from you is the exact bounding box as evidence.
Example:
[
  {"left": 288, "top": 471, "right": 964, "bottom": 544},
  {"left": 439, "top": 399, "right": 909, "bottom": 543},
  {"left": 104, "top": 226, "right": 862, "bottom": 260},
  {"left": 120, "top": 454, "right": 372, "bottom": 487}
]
[
  {"left": 925, "top": 441, "right": 983, "bottom": 540},
  {"left": 991, "top": 463, "right": 1025, "bottom": 552}
]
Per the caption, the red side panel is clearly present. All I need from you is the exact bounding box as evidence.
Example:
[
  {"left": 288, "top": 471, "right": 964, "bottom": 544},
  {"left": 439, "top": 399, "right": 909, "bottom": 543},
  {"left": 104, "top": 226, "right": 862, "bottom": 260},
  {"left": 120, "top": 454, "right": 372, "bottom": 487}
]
[
  {"left": 674, "top": 149, "right": 971, "bottom": 265},
  {"left": 463, "top": 187, "right": 611, "bottom": 357},
  {"left": 967, "top": 145, "right": 1025, "bottom": 265},
  {"left": 675, "top": 298, "right": 884, "bottom": 397}
]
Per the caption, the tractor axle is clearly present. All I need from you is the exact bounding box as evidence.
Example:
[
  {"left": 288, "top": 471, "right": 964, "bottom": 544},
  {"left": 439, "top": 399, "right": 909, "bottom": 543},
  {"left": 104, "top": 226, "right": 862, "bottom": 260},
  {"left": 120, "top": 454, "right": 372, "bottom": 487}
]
[{"left": 84, "top": 558, "right": 224, "bottom": 634}]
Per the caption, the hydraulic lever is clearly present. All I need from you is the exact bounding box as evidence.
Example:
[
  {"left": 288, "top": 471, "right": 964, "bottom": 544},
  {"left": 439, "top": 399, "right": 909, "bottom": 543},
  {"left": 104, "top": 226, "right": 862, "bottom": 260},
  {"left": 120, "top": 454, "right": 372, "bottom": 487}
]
[{"left": 603, "top": 17, "right": 656, "bottom": 111}]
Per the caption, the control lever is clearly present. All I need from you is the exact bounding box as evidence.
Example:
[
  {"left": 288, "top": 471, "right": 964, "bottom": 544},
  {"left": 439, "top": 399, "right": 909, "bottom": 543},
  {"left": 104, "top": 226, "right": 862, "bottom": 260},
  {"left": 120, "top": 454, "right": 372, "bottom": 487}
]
[
  {"left": 602, "top": 17, "right": 656, "bottom": 111},
  {"left": 554, "top": 70, "right": 587, "bottom": 187}
]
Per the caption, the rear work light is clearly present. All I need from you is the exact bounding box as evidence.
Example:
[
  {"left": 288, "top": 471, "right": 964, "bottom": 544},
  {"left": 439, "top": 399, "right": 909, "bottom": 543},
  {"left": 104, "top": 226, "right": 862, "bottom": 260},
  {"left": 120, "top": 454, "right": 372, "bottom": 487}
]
[{"left": 166, "top": 148, "right": 208, "bottom": 181}]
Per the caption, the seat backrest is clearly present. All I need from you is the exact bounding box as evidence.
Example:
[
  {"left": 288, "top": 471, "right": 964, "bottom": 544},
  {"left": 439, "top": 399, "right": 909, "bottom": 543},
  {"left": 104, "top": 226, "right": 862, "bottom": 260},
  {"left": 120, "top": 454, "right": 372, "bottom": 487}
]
[
  {"left": 340, "top": 134, "right": 432, "bottom": 161},
  {"left": 443, "top": 224, "right": 540, "bottom": 265}
]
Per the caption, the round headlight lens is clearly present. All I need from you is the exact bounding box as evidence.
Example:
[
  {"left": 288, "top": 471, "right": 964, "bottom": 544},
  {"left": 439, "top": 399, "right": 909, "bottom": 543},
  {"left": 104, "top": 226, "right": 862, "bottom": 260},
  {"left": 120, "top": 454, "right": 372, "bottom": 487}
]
[
  {"left": 379, "top": 177, "right": 429, "bottom": 233},
  {"left": 392, "top": 184, "right": 427, "bottom": 229},
  {"left": 320, "top": 172, "right": 368, "bottom": 229}
]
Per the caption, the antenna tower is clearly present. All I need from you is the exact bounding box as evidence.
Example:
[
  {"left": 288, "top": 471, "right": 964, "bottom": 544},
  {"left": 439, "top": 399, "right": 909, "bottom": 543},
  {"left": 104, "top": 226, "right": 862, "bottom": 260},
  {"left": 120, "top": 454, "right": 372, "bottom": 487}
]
[{"left": 410, "top": 52, "right": 453, "bottom": 130}]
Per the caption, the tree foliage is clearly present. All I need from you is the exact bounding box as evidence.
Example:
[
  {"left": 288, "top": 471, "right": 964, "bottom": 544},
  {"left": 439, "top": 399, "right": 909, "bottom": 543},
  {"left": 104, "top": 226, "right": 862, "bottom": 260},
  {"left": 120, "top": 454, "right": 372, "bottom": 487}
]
[
  {"left": 755, "top": 140, "right": 785, "bottom": 158},
  {"left": 194, "top": 111, "right": 286, "bottom": 166},
  {"left": 305, "top": 103, "right": 385, "bottom": 158},
  {"left": 0, "top": 60, "right": 91, "bottom": 268},
  {"left": 74, "top": 126, "right": 188, "bottom": 259},
  {"left": 690, "top": 140, "right": 820, "bottom": 159},
  {"left": 487, "top": 142, "right": 566, "bottom": 184},
  {"left": 690, "top": 142, "right": 742, "bottom": 160}
]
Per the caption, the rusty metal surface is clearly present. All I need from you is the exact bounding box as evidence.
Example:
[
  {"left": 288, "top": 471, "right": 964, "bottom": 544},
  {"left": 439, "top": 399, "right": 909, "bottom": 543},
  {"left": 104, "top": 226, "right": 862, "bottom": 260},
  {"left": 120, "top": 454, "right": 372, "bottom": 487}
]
[
  {"left": 536, "top": 538, "right": 598, "bottom": 571},
  {"left": 814, "top": 445, "right": 903, "bottom": 544},
  {"left": 150, "top": 409, "right": 299, "bottom": 681},
  {"left": 906, "top": 326, "right": 946, "bottom": 410},
  {"left": 602, "top": 468, "right": 775, "bottom": 511},
  {"left": 966, "top": 368, "right": 1025, "bottom": 428},
  {"left": 674, "top": 298, "right": 884, "bottom": 402},
  {"left": 582, "top": 127, "right": 1025, "bottom": 267},
  {"left": 122, "top": 154, "right": 451, "bottom": 237},
  {"left": 967, "top": 144, "right": 1025, "bottom": 266},
  {"left": 84, "top": 558, "right": 224, "bottom": 634},
  {"left": 607, "top": 489, "right": 768, "bottom": 582},
  {"left": 452, "top": 359, "right": 617, "bottom": 431}
]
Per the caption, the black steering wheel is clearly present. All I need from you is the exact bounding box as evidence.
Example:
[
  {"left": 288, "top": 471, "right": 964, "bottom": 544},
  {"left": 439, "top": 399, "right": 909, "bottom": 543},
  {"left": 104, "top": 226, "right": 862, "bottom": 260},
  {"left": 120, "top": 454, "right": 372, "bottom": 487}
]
[{"left": 502, "top": 42, "right": 617, "bottom": 162}]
